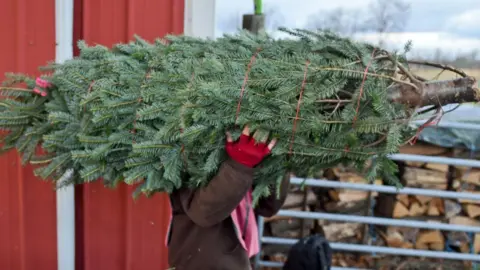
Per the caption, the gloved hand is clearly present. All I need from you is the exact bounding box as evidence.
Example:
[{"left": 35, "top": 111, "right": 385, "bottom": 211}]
[{"left": 225, "top": 125, "right": 277, "bottom": 168}]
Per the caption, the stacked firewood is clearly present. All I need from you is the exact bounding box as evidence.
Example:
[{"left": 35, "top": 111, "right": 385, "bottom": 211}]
[
  {"left": 259, "top": 143, "right": 479, "bottom": 269},
  {"left": 385, "top": 161, "right": 480, "bottom": 254}
]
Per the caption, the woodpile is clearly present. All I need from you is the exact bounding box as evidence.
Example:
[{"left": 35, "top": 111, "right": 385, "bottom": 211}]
[
  {"left": 259, "top": 142, "right": 479, "bottom": 269},
  {"left": 383, "top": 160, "right": 480, "bottom": 255}
]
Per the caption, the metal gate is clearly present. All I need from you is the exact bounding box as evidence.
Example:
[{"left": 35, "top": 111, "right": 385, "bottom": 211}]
[{"left": 254, "top": 121, "right": 480, "bottom": 270}]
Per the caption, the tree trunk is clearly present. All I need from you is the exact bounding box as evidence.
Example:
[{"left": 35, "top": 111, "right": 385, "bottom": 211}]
[{"left": 387, "top": 76, "right": 479, "bottom": 107}]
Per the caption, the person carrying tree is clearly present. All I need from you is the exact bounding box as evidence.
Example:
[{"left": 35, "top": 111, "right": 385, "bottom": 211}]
[{"left": 166, "top": 125, "right": 289, "bottom": 270}]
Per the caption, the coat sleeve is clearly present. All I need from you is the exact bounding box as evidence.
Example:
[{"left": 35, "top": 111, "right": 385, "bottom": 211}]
[
  {"left": 178, "top": 158, "right": 254, "bottom": 227},
  {"left": 255, "top": 173, "right": 290, "bottom": 217}
]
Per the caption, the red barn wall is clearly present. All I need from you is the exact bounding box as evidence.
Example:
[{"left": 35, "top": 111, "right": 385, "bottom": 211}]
[
  {"left": 0, "top": 0, "right": 184, "bottom": 269},
  {"left": 0, "top": 0, "right": 58, "bottom": 270}
]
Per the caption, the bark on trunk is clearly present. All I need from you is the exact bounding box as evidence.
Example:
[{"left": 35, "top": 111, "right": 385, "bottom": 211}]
[{"left": 387, "top": 76, "right": 479, "bottom": 107}]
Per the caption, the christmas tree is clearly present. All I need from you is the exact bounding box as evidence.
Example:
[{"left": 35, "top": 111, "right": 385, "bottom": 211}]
[{"left": 0, "top": 29, "right": 477, "bottom": 202}]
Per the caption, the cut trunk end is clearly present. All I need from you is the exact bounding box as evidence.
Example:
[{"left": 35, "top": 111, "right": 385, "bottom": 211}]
[{"left": 387, "top": 76, "right": 479, "bottom": 107}]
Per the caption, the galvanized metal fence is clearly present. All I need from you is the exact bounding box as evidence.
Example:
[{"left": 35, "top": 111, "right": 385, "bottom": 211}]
[{"left": 254, "top": 121, "right": 480, "bottom": 270}]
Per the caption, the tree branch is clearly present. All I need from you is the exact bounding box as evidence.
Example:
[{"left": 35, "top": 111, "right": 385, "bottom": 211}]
[
  {"left": 407, "top": 60, "right": 468, "bottom": 78},
  {"left": 387, "top": 76, "right": 479, "bottom": 107}
]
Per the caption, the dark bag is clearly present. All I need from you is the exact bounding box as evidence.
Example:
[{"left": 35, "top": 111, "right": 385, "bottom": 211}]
[{"left": 282, "top": 234, "right": 332, "bottom": 270}]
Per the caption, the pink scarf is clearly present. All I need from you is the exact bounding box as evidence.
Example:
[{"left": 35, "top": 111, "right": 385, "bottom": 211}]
[{"left": 230, "top": 189, "right": 260, "bottom": 258}]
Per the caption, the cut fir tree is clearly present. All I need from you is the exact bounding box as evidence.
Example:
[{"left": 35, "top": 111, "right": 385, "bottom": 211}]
[{"left": 0, "top": 28, "right": 478, "bottom": 202}]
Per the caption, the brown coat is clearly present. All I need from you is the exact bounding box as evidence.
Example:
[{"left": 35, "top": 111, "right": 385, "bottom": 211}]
[{"left": 167, "top": 158, "right": 289, "bottom": 270}]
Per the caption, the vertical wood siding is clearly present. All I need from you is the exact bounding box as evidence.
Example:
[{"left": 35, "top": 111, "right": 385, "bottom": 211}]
[{"left": 0, "top": 0, "right": 57, "bottom": 270}]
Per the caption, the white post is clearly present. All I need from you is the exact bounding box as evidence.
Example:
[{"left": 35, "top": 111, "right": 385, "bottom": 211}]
[
  {"left": 184, "top": 0, "right": 216, "bottom": 38},
  {"left": 55, "top": 0, "right": 75, "bottom": 268}
]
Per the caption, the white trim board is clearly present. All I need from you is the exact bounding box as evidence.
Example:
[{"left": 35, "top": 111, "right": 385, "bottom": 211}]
[
  {"left": 55, "top": 0, "right": 75, "bottom": 269},
  {"left": 184, "top": 0, "right": 216, "bottom": 38}
]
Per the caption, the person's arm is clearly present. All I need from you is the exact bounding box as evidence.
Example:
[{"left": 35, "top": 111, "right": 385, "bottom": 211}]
[
  {"left": 178, "top": 159, "right": 254, "bottom": 227},
  {"left": 255, "top": 173, "right": 290, "bottom": 217},
  {"left": 179, "top": 125, "right": 277, "bottom": 227}
]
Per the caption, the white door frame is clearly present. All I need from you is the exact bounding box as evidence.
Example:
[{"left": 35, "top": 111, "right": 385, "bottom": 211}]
[
  {"left": 55, "top": 0, "right": 75, "bottom": 269},
  {"left": 184, "top": 0, "right": 216, "bottom": 38}
]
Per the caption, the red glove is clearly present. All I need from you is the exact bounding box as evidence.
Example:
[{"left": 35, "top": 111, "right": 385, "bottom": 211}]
[{"left": 225, "top": 126, "right": 277, "bottom": 168}]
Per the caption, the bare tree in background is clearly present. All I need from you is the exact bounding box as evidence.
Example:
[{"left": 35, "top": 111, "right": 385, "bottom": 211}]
[
  {"left": 306, "top": 0, "right": 411, "bottom": 46},
  {"left": 364, "top": 0, "right": 411, "bottom": 46},
  {"left": 433, "top": 48, "right": 443, "bottom": 63},
  {"left": 306, "top": 7, "right": 366, "bottom": 36}
]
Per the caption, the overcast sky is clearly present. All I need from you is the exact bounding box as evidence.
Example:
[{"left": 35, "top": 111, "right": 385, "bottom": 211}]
[{"left": 214, "top": 0, "right": 480, "bottom": 59}]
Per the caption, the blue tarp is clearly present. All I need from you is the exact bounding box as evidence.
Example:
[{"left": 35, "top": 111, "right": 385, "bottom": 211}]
[{"left": 412, "top": 104, "right": 480, "bottom": 151}]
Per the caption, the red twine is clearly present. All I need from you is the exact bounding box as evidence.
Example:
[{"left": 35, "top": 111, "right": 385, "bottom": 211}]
[
  {"left": 352, "top": 49, "right": 377, "bottom": 127},
  {"left": 32, "top": 88, "right": 47, "bottom": 97},
  {"left": 33, "top": 77, "right": 51, "bottom": 96},
  {"left": 288, "top": 60, "right": 310, "bottom": 156},
  {"left": 36, "top": 77, "right": 52, "bottom": 88},
  {"left": 83, "top": 81, "right": 95, "bottom": 112},
  {"left": 235, "top": 48, "right": 261, "bottom": 125},
  {"left": 409, "top": 109, "right": 444, "bottom": 145},
  {"left": 132, "top": 71, "right": 151, "bottom": 143}
]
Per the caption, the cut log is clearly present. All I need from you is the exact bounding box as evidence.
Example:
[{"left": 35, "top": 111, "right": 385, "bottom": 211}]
[
  {"left": 460, "top": 170, "right": 480, "bottom": 186},
  {"left": 429, "top": 242, "right": 445, "bottom": 251},
  {"left": 404, "top": 161, "right": 451, "bottom": 173},
  {"left": 409, "top": 202, "right": 427, "bottom": 216},
  {"left": 465, "top": 204, "right": 480, "bottom": 218},
  {"left": 387, "top": 76, "right": 479, "bottom": 107},
  {"left": 328, "top": 190, "right": 340, "bottom": 202},
  {"left": 427, "top": 198, "right": 444, "bottom": 216},
  {"left": 332, "top": 172, "right": 381, "bottom": 202},
  {"left": 444, "top": 200, "right": 462, "bottom": 219},
  {"left": 321, "top": 222, "right": 363, "bottom": 242},
  {"left": 425, "top": 163, "right": 450, "bottom": 173},
  {"left": 397, "top": 194, "right": 410, "bottom": 207},
  {"left": 282, "top": 190, "right": 317, "bottom": 209},
  {"left": 475, "top": 234, "right": 480, "bottom": 254},
  {"left": 403, "top": 167, "right": 447, "bottom": 189},
  {"left": 338, "top": 190, "right": 377, "bottom": 202},
  {"left": 415, "top": 230, "right": 445, "bottom": 250},
  {"left": 383, "top": 230, "right": 414, "bottom": 249},
  {"left": 393, "top": 201, "right": 410, "bottom": 218},
  {"left": 324, "top": 199, "right": 369, "bottom": 214},
  {"left": 449, "top": 216, "right": 480, "bottom": 227},
  {"left": 415, "top": 195, "right": 433, "bottom": 205}
]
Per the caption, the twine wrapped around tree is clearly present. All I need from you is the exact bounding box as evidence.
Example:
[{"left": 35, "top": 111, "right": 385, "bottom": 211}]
[{"left": 0, "top": 28, "right": 478, "bottom": 202}]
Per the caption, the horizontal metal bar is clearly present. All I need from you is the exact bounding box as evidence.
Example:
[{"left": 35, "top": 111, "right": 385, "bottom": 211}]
[
  {"left": 411, "top": 120, "right": 480, "bottom": 131},
  {"left": 277, "top": 210, "right": 480, "bottom": 233},
  {"left": 257, "top": 260, "right": 283, "bottom": 268},
  {"left": 388, "top": 153, "right": 480, "bottom": 168},
  {"left": 262, "top": 237, "right": 480, "bottom": 261},
  {"left": 289, "top": 178, "right": 480, "bottom": 201},
  {"left": 257, "top": 260, "right": 369, "bottom": 270}
]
